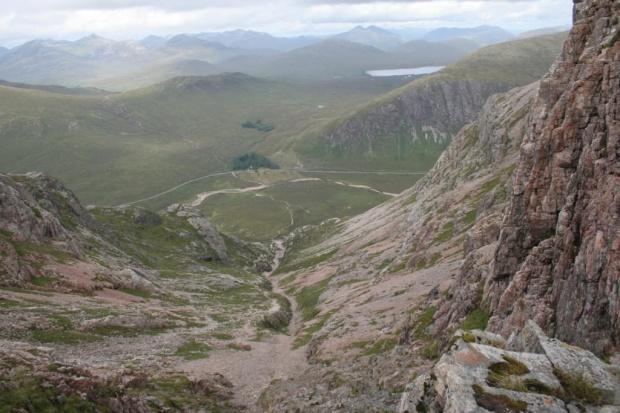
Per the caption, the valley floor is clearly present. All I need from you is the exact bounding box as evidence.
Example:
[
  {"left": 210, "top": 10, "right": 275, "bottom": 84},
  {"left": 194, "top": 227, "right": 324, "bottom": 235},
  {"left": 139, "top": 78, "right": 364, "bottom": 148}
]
[{"left": 126, "top": 168, "right": 424, "bottom": 207}]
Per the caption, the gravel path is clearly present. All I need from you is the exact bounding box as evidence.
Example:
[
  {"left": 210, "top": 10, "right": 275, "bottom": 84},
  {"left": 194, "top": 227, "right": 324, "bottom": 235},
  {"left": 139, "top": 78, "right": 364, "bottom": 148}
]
[{"left": 181, "top": 239, "right": 308, "bottom": 410}]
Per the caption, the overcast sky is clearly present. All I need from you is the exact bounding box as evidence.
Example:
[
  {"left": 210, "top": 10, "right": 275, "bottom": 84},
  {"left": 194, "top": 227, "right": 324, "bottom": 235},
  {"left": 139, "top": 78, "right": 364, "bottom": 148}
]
[{"left": 0, "top": 0, "right": 572, "bottom": 47}]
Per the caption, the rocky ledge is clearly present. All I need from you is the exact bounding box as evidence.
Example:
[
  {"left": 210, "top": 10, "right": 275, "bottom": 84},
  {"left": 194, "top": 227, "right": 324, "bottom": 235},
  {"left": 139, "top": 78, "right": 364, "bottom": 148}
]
[{"left": 399, "top": 321, "right": 620, "bottom": 412}]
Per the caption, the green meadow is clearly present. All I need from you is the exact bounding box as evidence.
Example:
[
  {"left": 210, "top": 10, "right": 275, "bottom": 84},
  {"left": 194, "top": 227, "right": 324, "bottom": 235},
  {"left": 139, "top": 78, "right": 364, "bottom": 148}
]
[{"left": 197, "top": 180, "right": 389, "bottom": 242}]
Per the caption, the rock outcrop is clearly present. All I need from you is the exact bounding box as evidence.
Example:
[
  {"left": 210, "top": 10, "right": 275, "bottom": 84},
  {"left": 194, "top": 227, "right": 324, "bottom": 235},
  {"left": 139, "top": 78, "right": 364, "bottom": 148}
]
[
  {"left": 0, "top": 172, "right": 99, "bottom": 250},
  {"left": 0, "top": 172, "right": 114, "bottom": 286},
  {"left": 483, "top": 0, "right": 620, "bottom": 355},
  {"left": 0, "top": 171, "right": 244, "bottom": 291},
  {"left": 167, "top": 203, "right": 229, "bottom": 262},
  {"left": 399, "top": 323, "right": 620, "bottom": 412}
]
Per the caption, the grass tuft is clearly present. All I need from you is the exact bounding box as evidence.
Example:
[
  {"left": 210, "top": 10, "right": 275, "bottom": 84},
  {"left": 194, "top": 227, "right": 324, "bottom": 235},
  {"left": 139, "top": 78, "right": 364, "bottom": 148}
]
[
  {"left": 554, "top": 368, "right": 603, "bottom": 406},
  {"left": 473, "top": 383, "right": 527, "bottom": 412},
  {"left": 361, "top": 337, "right": 397, "bottom": 356},
  {"left": 175, "top": 340, "right": 211, "bottom": 360},
  {"left": 31, "top": 329, "right": 101, "bottom": 345},
  {"left": 433, "top": 222, "right": 454, "bottom": 244},
  {"left": 295, "top": 277, "right": 332, "bottom": 322},
  {"left": 489, "top": 355, "right": 530, "bottom": 376},
  {"left": 293, "top": 309, "right": 337, "bottom": 349},
  {"left": 422, "top": 341, "right": 439, "bottom": 360},
  {"left": 461, "top": 310, "right": 489, "bottom": 331}
]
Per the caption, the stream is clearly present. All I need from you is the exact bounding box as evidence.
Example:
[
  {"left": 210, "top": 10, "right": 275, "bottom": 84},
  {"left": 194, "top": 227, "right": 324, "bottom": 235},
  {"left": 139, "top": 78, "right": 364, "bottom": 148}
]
[{"left": 264, "top": 238, "right": 287, "bottom": 277}]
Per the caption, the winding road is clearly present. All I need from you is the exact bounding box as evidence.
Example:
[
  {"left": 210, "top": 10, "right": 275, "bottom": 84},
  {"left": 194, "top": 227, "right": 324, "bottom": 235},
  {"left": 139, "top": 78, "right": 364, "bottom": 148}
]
[{"left": 121, "top": 169, "right": 427, "bottom": 207}]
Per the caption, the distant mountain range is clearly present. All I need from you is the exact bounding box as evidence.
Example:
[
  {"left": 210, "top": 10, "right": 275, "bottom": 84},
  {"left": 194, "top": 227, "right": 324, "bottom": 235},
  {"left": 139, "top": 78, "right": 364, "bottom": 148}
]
[
  {"left": 0, "top": 34, "right": 240, "bottom": 87},
  {"left": 221, "top": 38, "right": 392, "bottom": 78},
  {"left": 219, "top": 36, "right": 482, "bottom": 79},
  {"left": 422, "top": 25, "right": 515, "bottom": 45},
  {"left": 194, "top": 30, "right": 320, "bottom": 52},
  {"left": 0, "top": 25, "right": 566, "bottom": 89},
  {"left": 333, "top": 25, "right": 406, "bottom": 50}
]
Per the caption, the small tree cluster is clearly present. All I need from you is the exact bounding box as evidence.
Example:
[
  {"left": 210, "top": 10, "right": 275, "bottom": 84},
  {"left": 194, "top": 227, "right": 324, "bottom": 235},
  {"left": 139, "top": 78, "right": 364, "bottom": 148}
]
[
  {"left": 242, "top": 119, "right": 275, "bottom": 132},
  {"left": 232, "top": 152, "right": 279, "bottom": 171}
]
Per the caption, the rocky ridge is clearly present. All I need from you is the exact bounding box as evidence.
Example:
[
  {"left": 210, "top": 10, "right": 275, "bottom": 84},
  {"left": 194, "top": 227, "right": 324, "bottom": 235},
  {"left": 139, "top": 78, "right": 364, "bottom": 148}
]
[
  {"left": 0, "top": 171, "right": 251, "bottom": 292},
  {"left": 0, "top": 171, "right": 147, "bottom": 290},
  {"left": 318, "top": 33, "right": 565, "bottom": 159}
]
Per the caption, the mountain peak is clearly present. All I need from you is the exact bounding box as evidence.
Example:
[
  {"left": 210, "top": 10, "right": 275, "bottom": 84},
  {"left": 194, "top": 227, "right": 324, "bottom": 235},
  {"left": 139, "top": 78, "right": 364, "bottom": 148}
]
[
  {"left": 333, "top": 25, "right": 403, "bottom": 50},
  {"left": 348, "top": 25, "right": 392, "bottom": 35},
  {"left": 76, "top": 34, "right": 111, "bottom": 43},
  {"left": 367, "top": 25, "right": 392, "bottom": 34},
  {"left": 165, "top": 34, "right": 228, "bottom": 50}
]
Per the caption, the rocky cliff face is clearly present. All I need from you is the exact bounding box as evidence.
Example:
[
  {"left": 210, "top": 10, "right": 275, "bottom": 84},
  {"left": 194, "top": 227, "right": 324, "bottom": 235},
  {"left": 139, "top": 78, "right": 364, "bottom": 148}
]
[
  {"left": 395, "top": 2, "right": 620, "bottom": 409},
  {"left": 323, "top": 80, "right": 503, "bottom": 150},
  {"left": 0, "top": 172, "right": 99, "bottom": 247},
  {"left": 319, "top": 34, "right": 566, "bottom": 159},
  {"left": 482, "top": 0, "right": 620, "bottom": 356},
  {"left": 0, "top": 172, "right": 123, "bottom": 287}
]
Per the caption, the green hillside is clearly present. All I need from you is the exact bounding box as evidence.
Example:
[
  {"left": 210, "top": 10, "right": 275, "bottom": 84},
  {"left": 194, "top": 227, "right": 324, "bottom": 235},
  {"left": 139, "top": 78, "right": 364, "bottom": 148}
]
[{"left": 0, "top": 73, "right": 407, "bottom": 206}]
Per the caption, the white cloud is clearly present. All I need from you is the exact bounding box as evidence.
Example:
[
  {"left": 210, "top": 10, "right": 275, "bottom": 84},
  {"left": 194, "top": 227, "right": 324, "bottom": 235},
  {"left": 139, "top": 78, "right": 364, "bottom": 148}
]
[{"left": 0, "top": 0, "right": 572, "bottom": 47}]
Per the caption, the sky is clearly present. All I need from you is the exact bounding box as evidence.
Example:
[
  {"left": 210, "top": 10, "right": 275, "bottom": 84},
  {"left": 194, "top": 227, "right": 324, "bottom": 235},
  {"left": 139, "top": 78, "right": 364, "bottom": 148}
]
[{"left": 0, "top": 0, "right": 573, "bottom": 47}]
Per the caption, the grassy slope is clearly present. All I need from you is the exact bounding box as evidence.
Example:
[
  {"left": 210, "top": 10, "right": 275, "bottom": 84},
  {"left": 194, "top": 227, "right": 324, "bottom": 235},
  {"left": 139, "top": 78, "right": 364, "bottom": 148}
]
[
  {"left": 0, "top": 74, "right": 406, "bottom": 206},
  {"left": 425, "top": 32, "right": 567, "bottom": 84},
  {"left": 90, "top": 59, "right": 221, "bottom": 92},
  {"left": 198, "top": 180, "right": 389, "bottom": 242}
]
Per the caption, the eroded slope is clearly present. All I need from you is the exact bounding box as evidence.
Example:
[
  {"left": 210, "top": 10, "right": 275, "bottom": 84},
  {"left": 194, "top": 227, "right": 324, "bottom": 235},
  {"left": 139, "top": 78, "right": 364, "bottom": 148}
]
[{"left": 259, "top": 81, "right": 539, "bottom": 411}]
